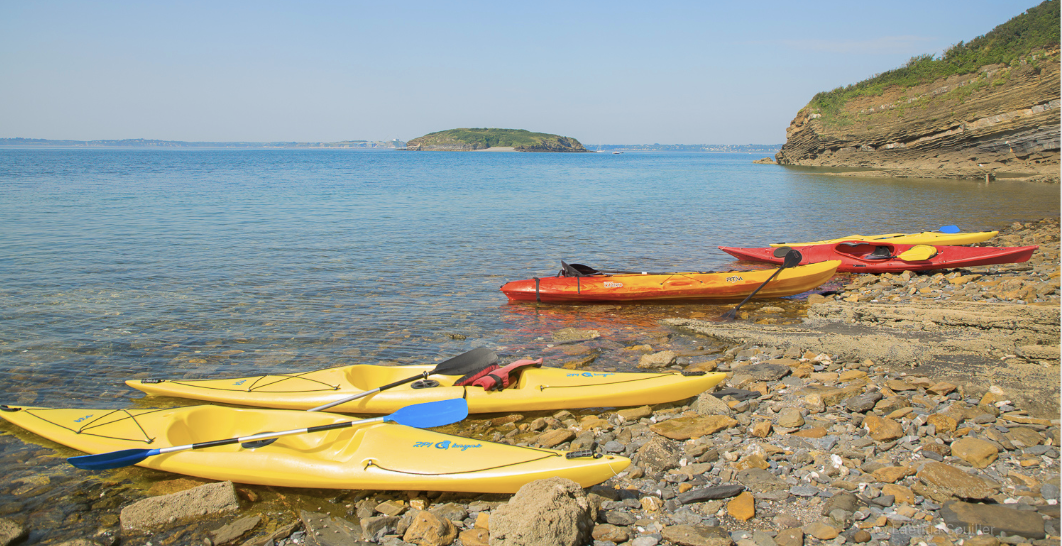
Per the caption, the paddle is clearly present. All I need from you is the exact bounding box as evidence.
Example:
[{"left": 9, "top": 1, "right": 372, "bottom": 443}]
[
  {"left": 67, "top": 398, "right": 470, "bottom": 471},
  {"left": 938, "top": 225, "right": 960, "bottom": 234},
  {"left": 719, "top": 249, "right": 803, "bottom": 321},
  {"left": 307, "top": 347, "right": 498, "bottom": 412}
]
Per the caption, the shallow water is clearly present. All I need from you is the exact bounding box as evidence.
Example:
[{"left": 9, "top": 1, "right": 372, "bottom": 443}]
[{"left": 0, "top": 148, "right": 1058, "bottom": 540}]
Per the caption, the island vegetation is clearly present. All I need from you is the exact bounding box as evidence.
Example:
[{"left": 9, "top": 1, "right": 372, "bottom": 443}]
[{"left": 405, "top": 128, "right": 588, "bottom": 152}]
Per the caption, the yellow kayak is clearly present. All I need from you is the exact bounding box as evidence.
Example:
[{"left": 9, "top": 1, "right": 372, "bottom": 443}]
[
  {"left": 127, "top": 366, "right": 726, "bottom": 414},
  {"left": 0, "top": 405, "right": 629, "bottom": 492},
  {"left": 769, "top": 230, "right": 997, "bottom": 247}
]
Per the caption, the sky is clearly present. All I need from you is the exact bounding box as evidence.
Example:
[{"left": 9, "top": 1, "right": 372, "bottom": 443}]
[{"left": 0, "top": 1, "right": 1047, "bottom": 144}]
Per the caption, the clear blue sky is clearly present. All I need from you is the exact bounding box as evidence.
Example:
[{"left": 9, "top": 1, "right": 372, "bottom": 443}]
[{"left": 0, "top": 1, "right": 1044, "bottom": 144}]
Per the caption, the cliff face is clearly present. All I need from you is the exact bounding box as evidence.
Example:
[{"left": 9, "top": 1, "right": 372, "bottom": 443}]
[{"left": 777, "top": 50, "right": 1060, "bottom": 182}]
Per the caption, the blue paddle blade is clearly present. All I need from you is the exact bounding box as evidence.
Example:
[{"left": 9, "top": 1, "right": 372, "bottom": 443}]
[
  {"left": 938, "top": 225, "right": 960, "bottom": 234},
  {"left": 69, "top": 448, "right": 160, "bottom": 470},
  {"left": 385, "top": 398, "right": 468, "bottom": 429}
]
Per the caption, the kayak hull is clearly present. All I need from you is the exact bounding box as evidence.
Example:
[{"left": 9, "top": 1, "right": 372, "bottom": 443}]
[
  {"left": 768, "top": 230, "right": 998, "bottom": 247},
  {"left": 500, "top": 261, "right": 840, "bottom": 303},
  {"left": 0, "top": 405, "right": 629, "bottom": 492},
  {"left": 127, "top": 366, "right": 726, "bottom": 414},
  {"left": 720, "top": 244, "right": 1037, "bottom": 274}
]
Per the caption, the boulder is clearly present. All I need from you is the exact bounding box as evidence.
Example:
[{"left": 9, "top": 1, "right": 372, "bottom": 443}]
[
  {"left": 489, "top": 477, "right": 596, "bottom": 546},
  {"left": 940, "top": 500, "right": 1046, "bottom": 539},
  {"left": 120, "top": 481, "right": 240, "bottom": 530},
  {"left": 633, "top": 436, "right": 681, "bottom": 473}
]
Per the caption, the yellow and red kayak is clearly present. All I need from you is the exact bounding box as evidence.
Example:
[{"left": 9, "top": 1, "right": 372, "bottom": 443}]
[
  {"left": 127, "top": 366, "right": 726, "bottom": 414},
  {"left": 769, "top": 230, "right": 997, "bottom": 247},
  {"left": 500, "top": 261, "right": 840, "bottom": 303},
  {"left": 0, "top": 405, "right": 629, "bottom": 492}
]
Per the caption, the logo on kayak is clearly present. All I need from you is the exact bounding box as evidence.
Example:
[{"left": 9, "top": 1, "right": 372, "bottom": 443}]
[
  {"left": 726, "top": 276, "right": 743, "bottom": 283},
  {"left": 568, "top": 372, "right": 615, "bottom": 378},
  {"left": 233, "top": 379, "right": 247, "bottom": 386},
  {"left": 413, "top": 440, "right": 482, "bottom": 451},
  {"left": 74, "top": 414, "right": 93, "bottom": 423},
  {"left": 603, "top": 281, "right": 623, "bottom": 288}
]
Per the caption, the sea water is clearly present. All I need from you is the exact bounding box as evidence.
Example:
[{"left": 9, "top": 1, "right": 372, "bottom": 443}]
[{"left": 0, "top": 148, "right": 1058, "bottom": 406}]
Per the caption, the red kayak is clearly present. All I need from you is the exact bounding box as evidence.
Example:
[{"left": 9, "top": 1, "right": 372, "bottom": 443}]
[{"left": 718, "top": 242, "right": 1037, "bottom": 274}]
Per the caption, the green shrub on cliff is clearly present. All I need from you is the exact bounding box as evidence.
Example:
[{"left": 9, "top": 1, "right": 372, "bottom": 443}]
[{"left": 809, "top": 0, "right": 1059, "bottom": 118}]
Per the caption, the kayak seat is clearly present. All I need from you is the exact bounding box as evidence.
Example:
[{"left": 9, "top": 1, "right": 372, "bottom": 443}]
[
  {"left": 559, "top": 261, "right": 604, "bottom": 277},
  {"left": 455, "top": 359, "right": 543, "bottom": 391},
  {"left": 862, "top": 246, "right": 894, "bottom": 260}
]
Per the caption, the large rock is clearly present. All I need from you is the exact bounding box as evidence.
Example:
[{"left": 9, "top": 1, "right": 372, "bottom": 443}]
[
  {"left": 639, "top": 350, "right": 677, "bottom": 369},
  {"left": 693, "top": 392, "right": 733, "bottom": 416},
  {"left": 299, "top": 511, "right": 363, "bottom": 546},
  {"left": 862, "top": 414, "right": 903, "bottom": 442},
  {"left": 951, "top": 437, "right": 1000, "bottom": 468},
  {"left": 120, "top": 481, "right": 240, "bottom": 530},
  {"left": 489, "top": 477, "right": 596, "bottom": 546},
  {"left": 633, "top": 436, "right": 681, "bottom": 473},
  {"left": 916, "top": 462, "right": 996, "bottom": 500},
  {"left": 0, "top": 518, "right": 28, "bottom": 546},
  {"left": 649, "top": 415, "right": 737, "bottom": 440},
  {"left": 940, "top": 501, "right": 1046, "bottom": 539},
  {"left": 661, "top": 525, "right": 734, "bottom": 546}
]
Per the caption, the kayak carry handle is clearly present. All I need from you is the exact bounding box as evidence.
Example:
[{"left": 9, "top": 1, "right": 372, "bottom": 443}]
[
  {"left": 565, "top": 450, "right": 602, "bottom": 459},
  {"left": 681, "top": 371, "right": 706, "bottom": 376}
]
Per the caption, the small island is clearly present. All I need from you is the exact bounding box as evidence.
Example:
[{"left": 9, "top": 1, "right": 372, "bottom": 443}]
[{"left": 405, "top": 128, "right": 588, "bottom": 152}]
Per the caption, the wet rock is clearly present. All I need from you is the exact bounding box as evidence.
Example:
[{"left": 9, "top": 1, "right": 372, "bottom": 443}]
[
  {"left": 403, "top": 510, "right": 456, "bottom": 546},
  {"left": 300, "top": 511, "right": 363, "bottom": 546},
  {"left": 660, "top": 524, "right": 734, "bottom": 546},
  {"left": 553, "top": 328, "right": 600, "bottom": 342},
  {"left": 490, "top": 477, "right": 596, "bottom": 546},
  {"left": 210, "top": 515, "right": 261, "bottom": 545},
  {"left": 0, "top": 518, "right": 28, "bottom": 546},
  {"left": 940, "top": 500, "right": 1046, "bottom": 539},
  {"left": 650, "top": 415, "right": 738, "bottom": 440},
  {"left": 119, "top": 481, "right": 240, "bottom": 530},
  {"left": 952, "top": 437, "right": 1000, "bottom": 468},
  {"left": 639, "top": 351, "right": 677, "bottom": 369},
  {"left": 363, "top": 516, "right": 400, "bottom": 542}
]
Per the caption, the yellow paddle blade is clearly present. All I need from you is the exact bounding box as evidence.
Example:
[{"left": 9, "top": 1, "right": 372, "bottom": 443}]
[{"left": 897, "top": 245, "right": 937, "bottom": 261}]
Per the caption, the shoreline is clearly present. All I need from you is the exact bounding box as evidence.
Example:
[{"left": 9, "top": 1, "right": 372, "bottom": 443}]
[{"left": 0, "top": 218, "right": 1058, "bottom": 545}]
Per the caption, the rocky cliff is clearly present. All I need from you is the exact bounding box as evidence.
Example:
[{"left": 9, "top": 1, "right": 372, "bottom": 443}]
[
  {"left": 405, "top": 128, "right": 588, "bottom": 152},
  {"left": 777, "top": 2, "right": 1060, "bottom": 183}
]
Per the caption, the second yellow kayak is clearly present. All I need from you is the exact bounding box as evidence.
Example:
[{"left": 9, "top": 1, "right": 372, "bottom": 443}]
[
  {"left": 127, "top": 366, "right": 726, "bottom": 414},
  {"left": 769, "top": 229, "right": 997, "bottom": 247}
]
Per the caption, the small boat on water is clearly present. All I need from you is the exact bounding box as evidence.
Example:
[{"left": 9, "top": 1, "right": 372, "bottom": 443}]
[
  {"left": 719, "top": 243, "right": 1037, "bottom": 274},
  {"left": 127, "top": 365, "right": 726, "bottom": 414},
  {"left": 0, "top": 404, "right": 629, "bottom": 492},
  {"left": 500, "top": 260, "right": 840, "bottom": 303},
  {"left": 769, "top": 227, "right": 998, "bottom": 247}
]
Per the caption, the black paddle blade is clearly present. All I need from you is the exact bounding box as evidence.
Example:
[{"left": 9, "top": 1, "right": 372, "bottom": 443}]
[
  {"left": 782, "top": 249, "right": 803, "bottom": 268},
  {"left": 772, "top": 246, "right": 792, "bottom": 258},
  {"left": 432, "top": 347, "right": 498, "bottom": 376}
]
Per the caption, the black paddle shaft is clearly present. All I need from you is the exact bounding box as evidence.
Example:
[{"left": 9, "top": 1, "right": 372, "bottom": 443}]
[{"left": 720, "top": 249, "right": 803, "bottom": 321}]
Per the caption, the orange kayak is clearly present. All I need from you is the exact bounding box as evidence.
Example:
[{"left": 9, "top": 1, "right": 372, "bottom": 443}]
[{"left": 500, "top": 261, "right": 840, "bottom": 303}]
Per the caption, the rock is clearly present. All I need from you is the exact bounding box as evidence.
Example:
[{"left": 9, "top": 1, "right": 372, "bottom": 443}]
[
  {"left": 363, "top": 516, "right": 400, "bottom": 542},
  {"left": 617, "top": 405, "right": 652, "bottom": 421},
  {"left": 537, "top": 428, "right": 576, "bottom": 448},
  {"left": 751, "top": 420, "right": 772, "bottom": 438},
  {"left": 592, "top": 523, "right": 630, "bottom": 543},
  {"left": 821, "top": 493, "right": 861, "bottom": 516},
  {"left": 802, "top": 522, "right": 839, "bottom": 540},
  {"left": 774, "top": 528, "right": 804, "bottom": 546},
  {"left": 650, "top": 415, "right": 737, "bottom": 440},
  {"left": 727, "top": 492, "right": 755, "bottom": 521},
  {"left": 552, "top": 328, "right": 600, "bottom": 342},
  {"left": 777, "top": 408, "right": 804, "bottom": 428},
  {"left": 300, "top": 511, "right": 363, "bottom": 546},
  {"left": 940, "top": 500, "right": 1046, "bottom": 539},
  {"left": 119, "top": 481, "right": 240, "bottom": 530},
  {"left": 845, "top": 392, "right": 883, "bottom": 413},
  {"left": 917, "top": 462, "right": 996, "bottom": 500},
  {"left": 852, "top": 530, "right": 871, "bottom": 543},
  {"left": 458, "top": 528, "right": 489, "bottom": 546},
  {"left": 428, "top": 503, "right": 468, "bottom": 523},
  {"left": 736, "top": 363, "right": 789, "bottom": 381},
  {"left": 880, "top": 484, "right": 915, "bottom": 505},
  {"left": 694, "top": 392, "right": 733, "bottom": 416},
  {"left": 489, "top": 477, "right": 596, "bottom": 546},
  {"left": 210, "top": 515, "right": 261, "bottom": 545},
  {"left": 639, "top": 350, "right": 677, "bottom": 369},
  {"left": 737, "top": 468, "right": 789, "bottom": 493},
  {"left": 862, "top": 414, "right": 904, "bottom": 442},
  {"left": 871, "top": 466, "right": 914, "bottom": 483},
  {"left": 951, "top": 437, "right": 1000, "bottom": 468},
  {"left": 635, "top": 436, "right": 681, "bottom": 473},
  {"left": 0, "top": 518, "right": 28, "bottom": 546},
  {"left": 928, "top": 381, "right": 958, "bottom": 395},
  {"left": 403, "top": 510, "right": 456, "bottom": 546},
  {"left": 678, "top": 484, "right": 746, "bottom": 504},
  {"left": 377, "top": 500, "right": 407, "bottom": 517},
  {"left": 660, "top": 525, "right": 734, "bottom": 546},
  {"left": 926, "top": 413, "right": 958, "bottom": 433}
]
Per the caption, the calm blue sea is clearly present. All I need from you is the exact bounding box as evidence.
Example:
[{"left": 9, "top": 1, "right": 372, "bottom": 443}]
[{"left": 0, "top": 148, "right": 1058, "bottom": 405}]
